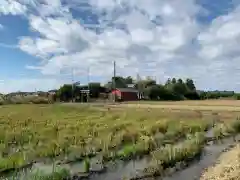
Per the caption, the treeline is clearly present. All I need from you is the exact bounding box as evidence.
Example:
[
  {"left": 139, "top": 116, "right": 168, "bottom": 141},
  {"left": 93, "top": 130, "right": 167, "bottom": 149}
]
[
  {"left": 1, "top": 76, "right": 239, "bottom": 104},
  {"left": 57, "top": 82, "right": 106, "bottom": 102},
  {"left": 56, "top": 76, "right": 240, "bottom": 101},
  {"left": 199, "top": 91, "right": 240, "bottom": 100}
]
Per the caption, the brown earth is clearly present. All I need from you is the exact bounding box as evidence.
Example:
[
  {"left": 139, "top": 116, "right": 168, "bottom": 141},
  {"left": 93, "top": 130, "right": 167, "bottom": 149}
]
[
  {"left": 200, "top": 144, "right": 240, "bottom": 180},
  {"left": 115, "top": 100, "right": 240, "bottom": 111}
]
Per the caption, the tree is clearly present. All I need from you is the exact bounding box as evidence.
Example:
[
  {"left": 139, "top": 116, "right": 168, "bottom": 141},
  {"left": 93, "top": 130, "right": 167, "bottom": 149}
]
[
  {"left": 171, "top": 78, "right": 177, "bottom": 84},
  {"left": 88, "top": 82, "right": 106, "bottom": 98},
  {"left": 57, "top": 84, "right": 81, "bottom": 102},
  {"left": 173, "top": 78, "right": 188, "bottom": 95},
  {"left": 185, "top": 78, "right": 196, "bottom": 91},
  {"left": 124, "top": 76, "right": 134, "bottom": 84},
  {"left": 164, "top": 78, "right": 172, "bottom": 90},
  {"left": 57, "top": 84, "right": 73, "bottom": 102},
  {"left": 145, "top": 85, "right": 183, "bottom": 101},
  {"left": 112, "top": 76, "right": 128, "bottom": 88},
  {"left": 106, "top": 76, "right": 135, "bottom": 90}
]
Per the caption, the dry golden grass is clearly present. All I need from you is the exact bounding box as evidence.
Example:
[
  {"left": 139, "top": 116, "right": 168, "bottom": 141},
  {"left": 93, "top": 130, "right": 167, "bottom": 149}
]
[
  {"left": 200, "top": 144, "right": 240, "bottom": 180},
  {"left": 125, "top": 100, "right": 240, "bottom": 106},
  {"left": 116, "top": 100, "right": 240, "bottom": 112}
]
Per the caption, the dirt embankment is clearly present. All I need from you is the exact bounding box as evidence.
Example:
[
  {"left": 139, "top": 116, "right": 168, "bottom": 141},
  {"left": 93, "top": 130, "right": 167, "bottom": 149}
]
[
  {"left": 200, "top": 144, "right": 240, "bottom": 180},
  {"left": 116, "top": 100, "right": 240, "bottom": 112}
]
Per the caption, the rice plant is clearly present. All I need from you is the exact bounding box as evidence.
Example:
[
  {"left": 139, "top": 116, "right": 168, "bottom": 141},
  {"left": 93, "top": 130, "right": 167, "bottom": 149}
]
[{"left": 0, "top": 104, "right": 227, "bottom": 178}]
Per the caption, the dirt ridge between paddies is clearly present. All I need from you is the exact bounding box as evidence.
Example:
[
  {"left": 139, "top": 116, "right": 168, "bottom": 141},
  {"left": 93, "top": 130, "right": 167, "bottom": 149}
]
[
  {"left": 115, "top": 103, "right": 240, "bottom": 112},
  {"left": 200, "top": 144, "right": 240, "bottom": 180}
]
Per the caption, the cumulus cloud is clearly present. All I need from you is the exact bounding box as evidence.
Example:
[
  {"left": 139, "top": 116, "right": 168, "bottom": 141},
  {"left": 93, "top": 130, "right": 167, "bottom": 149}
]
[
  {"left": 1, "top": 0, "right": 240, "bottom": 91},
  {"left": 18, "top": 0, "right": 203, "bottom": 78},
  {"left": 0, "top": 0, "right": 27, "bottom": 15}
]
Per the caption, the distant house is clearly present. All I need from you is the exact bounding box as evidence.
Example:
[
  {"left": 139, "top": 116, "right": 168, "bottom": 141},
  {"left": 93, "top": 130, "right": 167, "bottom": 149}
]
[
  {"left": 48, "top": 90, "right": 57, "bottom": 94},
  {"left": 110, "top": 88, "right": 139, "bottom": 101}
]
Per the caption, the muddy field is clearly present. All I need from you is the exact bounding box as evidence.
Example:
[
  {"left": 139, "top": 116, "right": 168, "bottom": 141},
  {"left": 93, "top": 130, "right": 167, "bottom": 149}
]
[{"left": 0, "top": 102, "right": 240, "bottom": 179}]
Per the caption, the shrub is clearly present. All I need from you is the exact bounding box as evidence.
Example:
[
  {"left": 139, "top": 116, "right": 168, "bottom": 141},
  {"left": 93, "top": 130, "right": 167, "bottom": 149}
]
[{"left": 0, "top": 95, "right": 51, "bottom": 105}]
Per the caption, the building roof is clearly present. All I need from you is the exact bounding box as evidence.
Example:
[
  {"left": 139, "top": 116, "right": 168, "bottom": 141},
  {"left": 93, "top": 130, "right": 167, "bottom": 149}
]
[{"left": 114, "top": 88, "right": 139, "bottom": 93}]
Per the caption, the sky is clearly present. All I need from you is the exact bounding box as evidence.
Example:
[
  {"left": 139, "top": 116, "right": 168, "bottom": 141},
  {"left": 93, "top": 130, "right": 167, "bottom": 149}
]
[{"left": 0, "top": 0, "right": 240, "bottom": 93}]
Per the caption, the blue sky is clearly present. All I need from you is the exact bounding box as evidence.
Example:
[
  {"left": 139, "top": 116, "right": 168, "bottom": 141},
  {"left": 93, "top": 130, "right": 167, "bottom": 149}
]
[{"left": 0, "top": 0, "right": 240, "bottom": 93}]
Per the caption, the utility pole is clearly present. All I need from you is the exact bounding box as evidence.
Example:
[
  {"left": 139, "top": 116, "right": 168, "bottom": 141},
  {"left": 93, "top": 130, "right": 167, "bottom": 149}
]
[
  {"left": 71, "top": 67, "right": 74, "bottom": 102},
  {"left": 87, "top": 67, "right": 90, "bottom": 103},
  {"left": 113, "top": 61, "right": 116, "bottom": 102},
  {"left": 137, "top": 73, "right": 141, "bottom": 100}
]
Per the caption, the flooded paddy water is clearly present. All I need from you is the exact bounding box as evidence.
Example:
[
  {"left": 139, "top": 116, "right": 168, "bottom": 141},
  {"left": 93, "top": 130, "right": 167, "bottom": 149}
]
[{"left": 2, "top": 128, "right": 240, "bottom": 180}]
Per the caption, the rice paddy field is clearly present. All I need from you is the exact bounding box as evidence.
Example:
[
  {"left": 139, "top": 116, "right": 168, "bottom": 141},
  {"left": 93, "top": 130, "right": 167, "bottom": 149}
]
[{"left": 0, "top": 101, "right": 240, "bottom": 180}]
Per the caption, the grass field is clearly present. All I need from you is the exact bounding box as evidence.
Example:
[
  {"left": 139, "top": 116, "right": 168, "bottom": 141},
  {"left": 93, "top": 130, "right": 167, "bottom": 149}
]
[{"left": 0, "top": 101, "right": 240, "bottom": 179}]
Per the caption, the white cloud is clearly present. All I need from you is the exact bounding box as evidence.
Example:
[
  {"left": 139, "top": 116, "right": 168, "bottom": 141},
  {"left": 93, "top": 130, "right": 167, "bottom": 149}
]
[
  {"left": 198, "top": 6, "right": 240, "bottom": 60},
  {"left": 1, "top": 0, "right": 240, "bottom": 92},
  {"left": 0, "top": 0, "right": 27, "bottom": 15},
  {"left": 18, "top": 0, "right": 203, "bottom": 79}
]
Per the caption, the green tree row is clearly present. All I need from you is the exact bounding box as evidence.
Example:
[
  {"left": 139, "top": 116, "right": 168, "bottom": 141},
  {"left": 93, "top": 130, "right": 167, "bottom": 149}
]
[{"left": 56, "top": 76, "right": 239, "bottom": 102}]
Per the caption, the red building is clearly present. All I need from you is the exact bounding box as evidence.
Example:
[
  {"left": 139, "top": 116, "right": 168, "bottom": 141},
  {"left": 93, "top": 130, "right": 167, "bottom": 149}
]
[{"left": 111, "top": 88, "right": 139, "bottom": 101}]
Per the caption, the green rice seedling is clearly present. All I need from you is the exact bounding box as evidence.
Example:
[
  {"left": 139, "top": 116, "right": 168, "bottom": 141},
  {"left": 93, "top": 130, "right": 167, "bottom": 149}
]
[
  {"left": 120, "top": 129, "right": 139, "bottom": 144},
  {"left": 186, "top": 121, "right": 210, "bottom": 134},
  {"left": 0, "top": 104, "right": 228, "bottom": 170},
  {"left": 152, "top": 133, "right": 165, "bottom": 148},
  {"left": 151, "top": 132, "right": 205, "bottom": 169},
  {"left": 0, "top": 152, "right": 26, "bottom": 170},
  {"left": 230, "top": 118, "right": 240, "bottom": 133},
  {"left": 144, "top": 135, "right": 159, "bottom": 152},
  {"left": 0, "top": 143, "right": 8, "bottom": 157},
  {"left": 111, "top": 123, "right": 129, "bottom": 135},
  {"left": 163, "top": 130, "right": 181, "bottom": 144},
  {"left": 212, "top": 120, "right": 240, "bottom": 141},
  {"left": 213, "top": 124, "right": 224, "bottom": 141},
  {"left": 138, "top": 135, "right": 152, "bottom": 152},
  {"left": 84, "top": 157, "right": 90, "bottom": 173},
  {"left": 149, "top": 120, "right": 168, "bottom": 135},
  {"left": 116, "top": 140, "right": 149, "bottom": 160},
  {"left": 0, "top": 130, "right": 6, "bottom": 143},
  {"left": 117, "top": 144, "right": 139, "bottom": 159}
]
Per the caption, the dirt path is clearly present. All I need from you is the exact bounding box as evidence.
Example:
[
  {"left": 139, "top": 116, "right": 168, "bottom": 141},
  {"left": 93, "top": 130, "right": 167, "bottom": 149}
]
[
  {"left": 115, "top": 103, "right": 240, "bottom": 112},
  {"left": 200, "top": 144, "right": 240, "bottom": 180},
  {"left": 62, "top": 100, "right": 240, "bottom": 112},
  {"left": 125, "top": 100, "right": 240, "bottom": 106}
]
